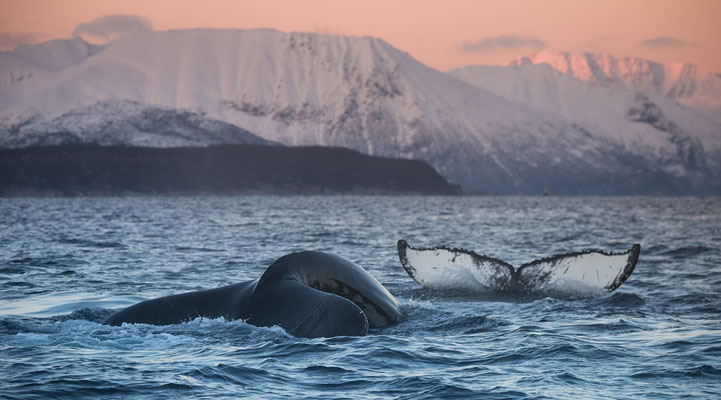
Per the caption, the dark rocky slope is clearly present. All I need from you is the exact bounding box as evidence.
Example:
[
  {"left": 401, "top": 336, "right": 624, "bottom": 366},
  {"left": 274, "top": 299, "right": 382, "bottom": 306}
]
[{"left": 0, "top": 145, "right": 461, "bottom": 195}]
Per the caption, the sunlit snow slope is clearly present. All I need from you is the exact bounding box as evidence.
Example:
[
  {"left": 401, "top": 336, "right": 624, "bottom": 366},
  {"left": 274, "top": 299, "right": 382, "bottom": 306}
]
[
  {"left": 507, "top": 51, "right": 721, "bottom": 125},
  {"left": 450, "top": 63, "right": 721, "bottom": 182}
]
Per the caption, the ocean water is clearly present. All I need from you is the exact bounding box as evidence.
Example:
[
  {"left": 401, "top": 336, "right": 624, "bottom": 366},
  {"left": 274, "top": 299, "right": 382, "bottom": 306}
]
[{"left": 1, "top": 196, "right": 719, "bottom": 399}]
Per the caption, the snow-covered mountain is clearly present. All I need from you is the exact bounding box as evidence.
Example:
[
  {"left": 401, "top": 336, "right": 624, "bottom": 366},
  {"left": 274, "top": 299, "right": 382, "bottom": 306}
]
[
  {"left": 0, "top": 38, "right": 105, "bottom": 109},
  {"left": 450, "top": 63, "right": 721, "bottom": 177},
  {"left": 508, "top": 51, "right": 721, "bottom": 124},
  {"left": 0, "top": 100, "right": 274, "bottom": 148},
  {"left": 1, "top": 29, "right": 719, "bottom": 194}
]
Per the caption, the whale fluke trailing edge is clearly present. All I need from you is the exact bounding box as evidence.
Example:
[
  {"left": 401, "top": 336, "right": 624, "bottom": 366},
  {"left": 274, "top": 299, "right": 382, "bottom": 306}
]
[
  {"left": 104, "top": 251, "right": 403, "bottom": 338},
  {"left": 397, "top": 240, "right": 640, "bottom": 294}
]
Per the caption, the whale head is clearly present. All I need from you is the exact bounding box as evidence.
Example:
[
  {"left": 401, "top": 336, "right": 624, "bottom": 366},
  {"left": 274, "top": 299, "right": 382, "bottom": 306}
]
[{"left": 259, "top": 251, "right": 403, "bottom": 328}]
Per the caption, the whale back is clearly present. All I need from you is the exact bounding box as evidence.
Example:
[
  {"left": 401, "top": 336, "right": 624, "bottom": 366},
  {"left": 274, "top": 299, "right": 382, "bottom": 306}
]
[
  {"left": 256, "top": 251, "right": 403, "bottom": 329},
  {"left": 103, "top": 251, "right": 403, "bottom": 338},
  {"left": 103, "top": 280, "right": 258, "bottom": 326}
]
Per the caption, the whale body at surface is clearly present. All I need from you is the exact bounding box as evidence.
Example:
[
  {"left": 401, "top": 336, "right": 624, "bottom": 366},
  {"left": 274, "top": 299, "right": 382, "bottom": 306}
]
[{"left": 104, "top": 251, "right": 403, "bottom": 338}]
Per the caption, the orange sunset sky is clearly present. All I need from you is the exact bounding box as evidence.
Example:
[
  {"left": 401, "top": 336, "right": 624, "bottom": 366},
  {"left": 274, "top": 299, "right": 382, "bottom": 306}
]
[{"left": 2, "top": 0, "right": 720, "bottom": 72}]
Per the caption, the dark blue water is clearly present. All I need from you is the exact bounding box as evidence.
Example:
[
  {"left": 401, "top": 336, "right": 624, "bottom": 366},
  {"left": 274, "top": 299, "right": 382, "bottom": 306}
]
[{"left": 1, "top": 196, "right": 720, "bottom": 399}]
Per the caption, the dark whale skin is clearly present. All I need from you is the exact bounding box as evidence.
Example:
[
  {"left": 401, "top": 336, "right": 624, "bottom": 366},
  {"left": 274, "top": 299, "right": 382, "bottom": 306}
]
[{"left": 104, "top": 251, "right": 402, "bottom": 338}]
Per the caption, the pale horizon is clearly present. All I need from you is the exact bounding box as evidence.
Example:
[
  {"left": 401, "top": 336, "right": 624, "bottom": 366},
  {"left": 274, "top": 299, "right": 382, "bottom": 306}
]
[{"left": 2, "top": 0, "right": 721, "bottom": 72}]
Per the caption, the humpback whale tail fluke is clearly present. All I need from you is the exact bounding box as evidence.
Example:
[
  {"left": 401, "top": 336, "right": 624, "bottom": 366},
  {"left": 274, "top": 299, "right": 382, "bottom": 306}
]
[{"left": 398, "top": 240, "right": 640, "bottom": 295}]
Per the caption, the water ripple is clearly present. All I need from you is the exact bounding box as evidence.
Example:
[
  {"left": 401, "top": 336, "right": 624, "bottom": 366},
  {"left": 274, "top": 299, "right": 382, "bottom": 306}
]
[{"left": 1, "top": 196, "right": 720, "bottom": 399}]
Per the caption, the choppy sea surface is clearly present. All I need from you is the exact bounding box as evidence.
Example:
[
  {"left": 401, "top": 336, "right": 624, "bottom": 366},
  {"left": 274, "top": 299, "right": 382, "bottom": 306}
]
[{"left": 1, "top": 196, "right": 719, "bottom": 399}]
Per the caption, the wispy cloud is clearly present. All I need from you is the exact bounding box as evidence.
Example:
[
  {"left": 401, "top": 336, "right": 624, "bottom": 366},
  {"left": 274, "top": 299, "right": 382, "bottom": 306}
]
[
  {"left": 72, "top": 14, "right": 153, "bottom": 40},
  {"left": 640, "top": 36, "right": 697, "bottom": 49},
  {"left": 0, "top": 32, "right": 42, "bottom": 50},
  {"left": 460, "top": 35, "right": 547, "bottom": 53}
]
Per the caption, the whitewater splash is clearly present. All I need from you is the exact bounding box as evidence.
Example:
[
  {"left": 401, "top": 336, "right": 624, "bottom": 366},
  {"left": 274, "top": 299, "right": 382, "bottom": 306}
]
[{"left": 397, "top": 240, "right": 640, "bottom": 296}]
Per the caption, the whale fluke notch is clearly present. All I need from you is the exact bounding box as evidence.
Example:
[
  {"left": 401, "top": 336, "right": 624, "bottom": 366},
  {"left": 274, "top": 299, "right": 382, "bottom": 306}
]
[{"left": 398, "top": 240, "right": 640, "bottom": 294}]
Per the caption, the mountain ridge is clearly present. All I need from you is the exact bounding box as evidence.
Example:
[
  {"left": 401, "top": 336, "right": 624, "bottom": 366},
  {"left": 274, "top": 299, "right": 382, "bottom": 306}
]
[
  {"left": 0, "top": 99, "right": 275, "bottom": 148},
  {"left": 1, "top": 29, "right": 719, "bottom": 194},
  {"left": 507, "top": 50, "right": 721, "bottom": 124}
]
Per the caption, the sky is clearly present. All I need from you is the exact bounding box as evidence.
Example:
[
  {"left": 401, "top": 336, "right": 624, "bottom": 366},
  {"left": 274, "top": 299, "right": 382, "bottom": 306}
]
[{"left": 1, "top": 0, "right": 720, "bottom": 72}]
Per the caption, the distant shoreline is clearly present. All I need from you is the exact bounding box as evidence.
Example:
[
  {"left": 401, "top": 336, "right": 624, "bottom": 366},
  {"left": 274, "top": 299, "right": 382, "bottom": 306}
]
[{"left": 0, "top": 145, "right": 462, "bottom": 196}]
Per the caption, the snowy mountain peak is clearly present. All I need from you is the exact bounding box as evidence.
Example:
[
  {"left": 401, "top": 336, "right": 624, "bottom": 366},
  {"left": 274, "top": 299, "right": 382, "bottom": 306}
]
[
  {"left": 507, "top": 51, "right": 721, "bottom": 123},
  {"left": 1, "top": 37, "right": 105, "bottom": 85},
  {"left": 0, "top": 37, "right": 107, "bottom": 110},
  {"left": 9, "top": 37, "right": 105, "bottom": 70},
  {"left": 510, "top": 51, "right": 694, "bottom": 90}
]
